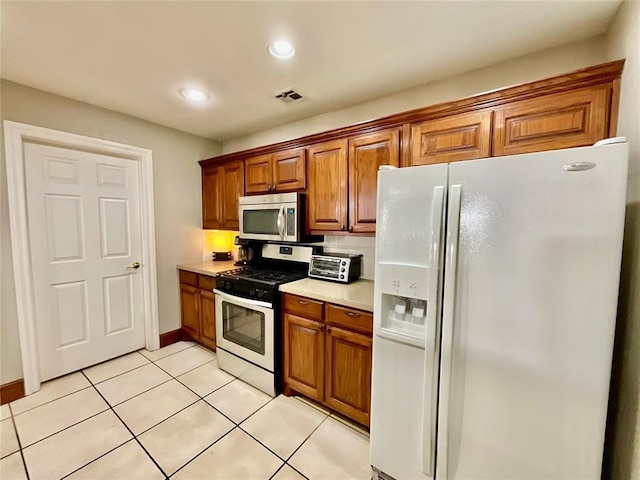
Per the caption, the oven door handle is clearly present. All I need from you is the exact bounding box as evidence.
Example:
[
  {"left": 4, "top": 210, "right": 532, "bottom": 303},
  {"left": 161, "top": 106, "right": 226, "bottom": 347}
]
[{"left": 213, "top": 289, "right": 273, "bottom": 309}]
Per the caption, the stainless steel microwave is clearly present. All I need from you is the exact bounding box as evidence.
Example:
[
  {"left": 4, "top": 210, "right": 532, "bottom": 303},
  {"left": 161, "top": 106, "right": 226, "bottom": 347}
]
[{"left": 239, "top": 192, "right": 322, "bottom": 243}]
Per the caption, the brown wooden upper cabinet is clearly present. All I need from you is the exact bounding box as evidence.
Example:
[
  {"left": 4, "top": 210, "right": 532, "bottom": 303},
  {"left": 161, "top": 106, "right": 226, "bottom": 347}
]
[
  {"left": 307, "top": 139, "right": 348, "bottom": 231},
  {"left": 245, "top": 148, "right": 306, "bottom": 194},
  {"left": 200, "top": 62, "right": 622, "bottom": 235},
  {"left": 348, "top": 129, "right": 400, "bottom": 233},
  {"left": 492, "top": 86, "right": 610, "bottom": 157},
  {"left": 202, "top": 160, "right": 244, "bottom": 230},
  {"left": 410, "top": 110, "right": 492, "bottom": 166}
]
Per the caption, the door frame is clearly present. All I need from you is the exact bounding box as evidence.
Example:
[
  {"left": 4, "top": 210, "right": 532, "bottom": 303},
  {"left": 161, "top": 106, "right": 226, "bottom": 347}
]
[{"left": 3, "top": 121, "right": 160, "bottom": 395}]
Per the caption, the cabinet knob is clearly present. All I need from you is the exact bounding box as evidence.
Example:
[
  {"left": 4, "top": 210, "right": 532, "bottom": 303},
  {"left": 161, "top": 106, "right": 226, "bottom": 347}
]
[
  {"left": 341, "top": 224, "right": 345, "bottom": 231},
  {"left": 344, "top": 311, "right": 361, "bottom": 318},
  {"left": 297, "top": 300, "right": 309, "bottom": 305},
  {"left": 349, "top": 226, "right": 353, "bottom": 232}
]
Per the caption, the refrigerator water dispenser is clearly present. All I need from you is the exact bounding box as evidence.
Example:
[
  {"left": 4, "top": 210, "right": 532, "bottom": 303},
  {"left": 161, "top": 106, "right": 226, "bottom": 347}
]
[{"left": 381, "top": 293, "right": 427, "bottom": 337}]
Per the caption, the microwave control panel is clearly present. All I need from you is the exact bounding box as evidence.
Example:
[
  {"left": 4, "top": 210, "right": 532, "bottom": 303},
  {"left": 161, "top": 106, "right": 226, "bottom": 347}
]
[{"left": 286, "top": 208, "right": 296, "bottom": 236}]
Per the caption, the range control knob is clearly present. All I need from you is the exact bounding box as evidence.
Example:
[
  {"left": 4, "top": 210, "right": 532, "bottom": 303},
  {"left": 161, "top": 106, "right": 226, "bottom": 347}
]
[
  {"left": 340, "top": 267, "right": 345, "bottom": 272},
  {"left": 250, "top": 289, "right": 256, "bottom": 297},
  {"left": 257, "top": 290, "right": 265, "bottom": 299},
  {"left": 340, "top": 274, "right": 345, "bottom": 279},
  {"left": 225, "top": 282, "right": 232, "bottom": 290},
  {"left": 341, "top": 260, "right": 347, "bottom": 266}
]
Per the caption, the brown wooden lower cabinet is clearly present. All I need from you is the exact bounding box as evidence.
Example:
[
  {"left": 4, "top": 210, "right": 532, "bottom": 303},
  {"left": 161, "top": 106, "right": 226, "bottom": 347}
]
[
  {"left": 283, "top": 293, "right": 373, "bottom": 427},
  {"left": 324, "top": 326, "right": 372, "bottom": 426},
  {"left": 283, "top": 313, "right": 325, "bottom": 402},
  {"left": 199, "top": 289, "right": 216, "bottom": 350},
  {"left": 178, "top": 269, "right": 216, "bottom": 350}
]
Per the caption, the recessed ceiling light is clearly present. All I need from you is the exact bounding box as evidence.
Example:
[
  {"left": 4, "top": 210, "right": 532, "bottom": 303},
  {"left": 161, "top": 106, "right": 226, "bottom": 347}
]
[
  {"left": 181, "top": 88, "right": 208, "bottom": 102},
  {"left": 269, "top": 40, "right": 295, "bottom": 59}
]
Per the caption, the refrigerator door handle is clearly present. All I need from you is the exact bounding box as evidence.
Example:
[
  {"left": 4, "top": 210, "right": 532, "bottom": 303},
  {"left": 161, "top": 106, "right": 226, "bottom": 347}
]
[
  {"left": 436, "top": 184, "right": 462, "bottom": 480},
  {"left": 421, "top": 185, "right": 445, "bottom": 476}
]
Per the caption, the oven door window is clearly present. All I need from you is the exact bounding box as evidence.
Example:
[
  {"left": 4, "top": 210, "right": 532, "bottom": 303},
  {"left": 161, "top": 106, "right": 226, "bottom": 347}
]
[
  {"left": 221, "top": 301, "right": 265, "bottom": 355},
  {"left": 243, "top": 209, "right": 280, "bottom": 235}
]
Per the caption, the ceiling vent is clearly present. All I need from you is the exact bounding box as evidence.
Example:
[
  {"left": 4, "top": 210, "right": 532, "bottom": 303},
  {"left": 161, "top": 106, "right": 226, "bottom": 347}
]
[{"left": 273, "top": 88, "right": 304, "bottom": 103}]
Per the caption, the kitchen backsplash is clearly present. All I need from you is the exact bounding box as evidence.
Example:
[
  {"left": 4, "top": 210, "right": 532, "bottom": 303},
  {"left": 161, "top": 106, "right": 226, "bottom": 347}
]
[
  {"left": 202, "top": 231, "right": 376, "bottom": 280},
  {"left": 321, "top": 235, "right": 376, "bottom": 280}
]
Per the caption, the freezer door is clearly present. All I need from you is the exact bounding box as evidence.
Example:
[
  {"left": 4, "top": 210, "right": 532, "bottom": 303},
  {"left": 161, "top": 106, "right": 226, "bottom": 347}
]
[
  {"left": 371, "top": 164, "right": 448, "bottom": 480},
  {"left": 436, "top": 143, "right": 628, "bottom": 479}
]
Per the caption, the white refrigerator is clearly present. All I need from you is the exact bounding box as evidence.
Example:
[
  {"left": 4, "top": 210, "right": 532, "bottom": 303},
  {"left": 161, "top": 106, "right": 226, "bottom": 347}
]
[{"left": 370, "top": 139, "right": 628, "bottom": 480}]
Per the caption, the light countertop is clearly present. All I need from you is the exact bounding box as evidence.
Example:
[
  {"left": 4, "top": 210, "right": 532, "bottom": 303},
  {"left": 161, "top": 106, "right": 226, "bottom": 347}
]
[
  {"left": 176, "top": 262, "right": 375, "bottom": 312},
  {"left": 177, "top": 260, "right": 236, "bottom": 276},
  {"left": 279, "top": 278, "right": 374, "bottom": 312}
]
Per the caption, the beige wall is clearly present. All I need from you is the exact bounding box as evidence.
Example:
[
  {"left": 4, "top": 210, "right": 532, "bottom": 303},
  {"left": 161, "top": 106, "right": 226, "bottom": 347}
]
[
  {"left": 604, "top": 2, "right": 640, "bottom": 478},
  {"left": 0, "top": 80, "right": 221, "bottom": 384},
  {"left": 223, "top": 36, "right": 608, "bottom": 154}
]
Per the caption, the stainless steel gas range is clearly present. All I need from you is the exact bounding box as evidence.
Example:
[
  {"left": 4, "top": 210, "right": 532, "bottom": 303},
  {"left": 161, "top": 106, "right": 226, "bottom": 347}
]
[{"left": 214, "top": 243, "right": 318, "bottom": 396}]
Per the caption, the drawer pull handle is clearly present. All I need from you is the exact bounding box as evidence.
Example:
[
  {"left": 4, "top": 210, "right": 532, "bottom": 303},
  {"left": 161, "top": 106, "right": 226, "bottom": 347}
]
[
  {"left": 297, "top": 300, "right": 310, "bottom": 305},
  {"left": 299, "top": 326, "right": 317, "bottom": 335},
  {"left": 344, "top": 311, "right": 360, "bottom": 317}
]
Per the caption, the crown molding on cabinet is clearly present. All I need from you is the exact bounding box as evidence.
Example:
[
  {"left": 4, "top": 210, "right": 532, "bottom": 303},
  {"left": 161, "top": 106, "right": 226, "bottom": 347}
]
[{"left": 200, "top": 60, "right": 624, "bottom": 167}]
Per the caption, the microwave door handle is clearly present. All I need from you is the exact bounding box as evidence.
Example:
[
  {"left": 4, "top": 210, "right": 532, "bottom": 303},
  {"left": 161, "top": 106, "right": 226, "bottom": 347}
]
[{"left": 277, "top": 206, "right": 285, "bottom": 240}]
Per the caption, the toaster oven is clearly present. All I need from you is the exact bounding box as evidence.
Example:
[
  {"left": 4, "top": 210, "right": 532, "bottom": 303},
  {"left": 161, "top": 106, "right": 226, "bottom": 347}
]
[{"left": 308, "top": 253, "right": 363, "bottom": 283}]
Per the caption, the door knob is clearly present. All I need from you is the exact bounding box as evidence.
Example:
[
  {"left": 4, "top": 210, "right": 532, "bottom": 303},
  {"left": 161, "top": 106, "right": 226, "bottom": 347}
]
[{"left": 127, "top": 262, "right": 141, "bottom": 269}]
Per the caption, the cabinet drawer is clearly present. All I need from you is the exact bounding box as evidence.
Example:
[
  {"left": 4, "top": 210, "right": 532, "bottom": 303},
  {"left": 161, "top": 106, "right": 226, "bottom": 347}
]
[
  {"left": 326, "top": 304, "right": 373, "bottom": 335},
  {"left": 198, "top": 274, "right": 217, "bottom": 291},
  {"left": 179, "top": 270, "right": 198, "bottom": 287},
  {"left": 283, "top": 294, "right": 324, "bottom": 322}
]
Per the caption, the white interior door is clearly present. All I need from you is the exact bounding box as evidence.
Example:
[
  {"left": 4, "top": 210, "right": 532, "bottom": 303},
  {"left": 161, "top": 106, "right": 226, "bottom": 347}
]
[{"left": 24, "top": 142, "right": 145, "bottom": 381}]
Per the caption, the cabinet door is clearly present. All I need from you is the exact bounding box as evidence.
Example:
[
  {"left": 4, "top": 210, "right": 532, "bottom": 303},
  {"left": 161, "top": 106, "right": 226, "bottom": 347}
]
[
  {"left": 410, "top": 111, "right": 492, "bottom": 166},
  {"left": 220, "top": 160, "right": 245, "bottom": 230},
  {"left": 325, "top": 326, "right": 372, "bottom": 426},
  {"left": 273, "top": 148, "right": 306, "bottom": 192},
  {"left": 202, "top": 165, "right": 222, "bottom": 229},
  {"left": 307, "top": 139, "right": 348, "bottom": 232},
  {"left": 348, "top": 129, "right": 399, "bottom": 233},
  {"left": 199, "top": 290, "right": 216, "bottom": 350},
  {"left": 245, "top": 154, "right": 273, "bottom": 195},
  {"left": 492, "top": 86, "right": 609, "bottom": 156},
  {"left": 284, "top": 313, "right": 325, "bottom": 402},
  {"left": 180, "top": 284, "right": 200, "bottom": 341}
]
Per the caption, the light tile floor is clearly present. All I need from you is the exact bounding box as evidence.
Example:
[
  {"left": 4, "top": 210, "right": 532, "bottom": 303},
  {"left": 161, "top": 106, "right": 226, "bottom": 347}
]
[{"left": 0, "top": 342, "right": 371, "bottom": 480}]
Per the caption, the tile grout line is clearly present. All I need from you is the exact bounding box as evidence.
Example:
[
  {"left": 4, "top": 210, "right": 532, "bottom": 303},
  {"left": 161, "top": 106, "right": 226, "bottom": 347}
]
[
  {"left": 155, "top": 348, "right": 327, "bottom": 476},
  {"left": 11, "top": 343, "right": 339, "bottom": 480},
  {"left": 78, "top": 370, "right": 170, "bottom": 479},
  {"left": 8, "top": 383, "right": 95, "bottom": 417},
  {"left": 140, "top": 343, "right": 196, "bottom": 363},
  {"left": 8, "top": 345, "right": 166, "bottom": 417},
  {"left": 83, "top": 350, "right": 153, "bottom": 384},
  {"left": 7, "top": 403, "right": 31, "bottom": 480},
  {"left": 12, "top": 404, "right": 111, "bottom": 451},
  {"left": 284, "top": 414, "right": 331, "bottom": 464},
  {"left": 285, "top": 463, "right": 310, "bottom": 480},
  {"left": 150, "top": 353, "right": 296, "bottom": 476},
  {"left": 167, "top": 426, "right": 239, "bottom": 478},
  {"left": 59, "top": 439, "right": 144, "bottom": 480},
  {"left": 4, "top": 343, "right": 209, "bottom": 480},
  {"left": 156, "top": 358, "right": 218, "bottom": 382}
]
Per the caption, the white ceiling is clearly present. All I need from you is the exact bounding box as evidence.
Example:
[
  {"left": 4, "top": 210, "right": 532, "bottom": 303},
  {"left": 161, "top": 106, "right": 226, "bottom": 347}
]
[{"left": 1, "top": 1, "right": 621, "bottom": 142}]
